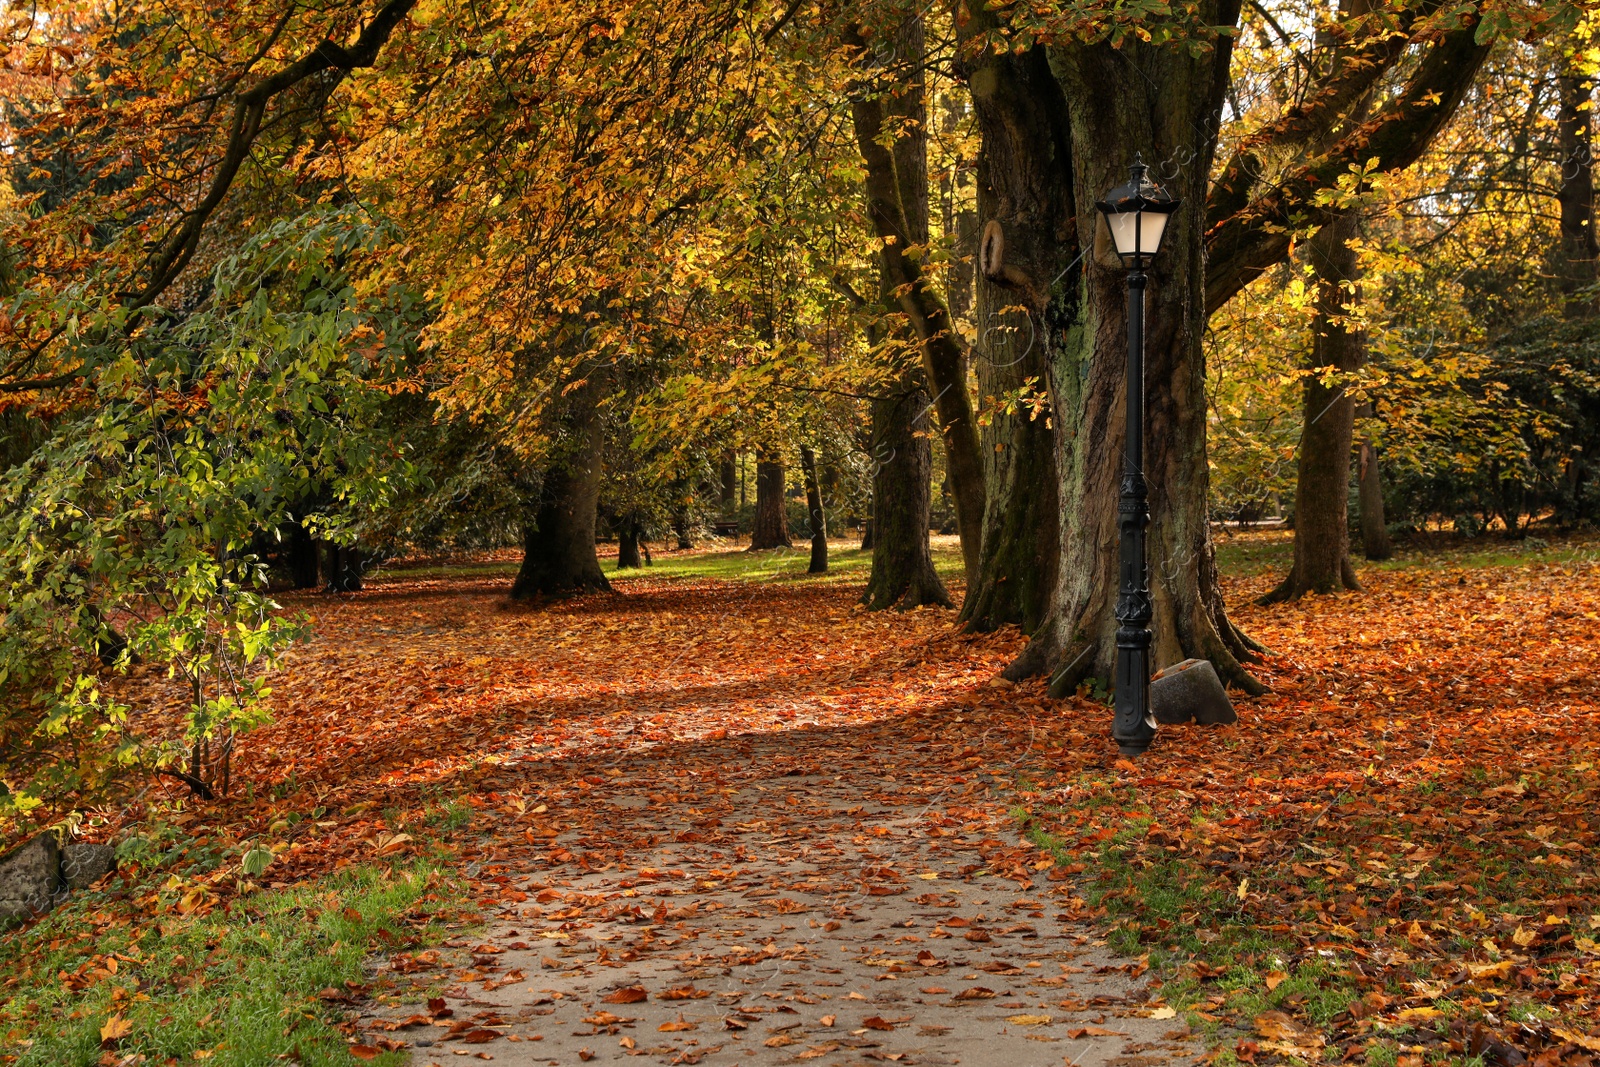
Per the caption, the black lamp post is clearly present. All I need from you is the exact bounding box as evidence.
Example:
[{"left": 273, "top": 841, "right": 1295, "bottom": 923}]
[{"left": 1095, "top": 154, "right": 1180, "bottom": 758}]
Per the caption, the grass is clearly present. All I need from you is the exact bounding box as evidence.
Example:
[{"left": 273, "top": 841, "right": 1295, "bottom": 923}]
[
  {"left": 601, "top": 536, "right": 966, "bottom": 585},
  {"left": 1212, "top": 526, "right": 1600, "bottom": 579},
  {"left": 367, "top": 536, "right": 966, "bottom": 588},
  {"left": 1020, "top": 806, "right": 1366, "bottom": 1046},
  {"left": 0, "top": 859, "right": 462, "bottom": 1066}
]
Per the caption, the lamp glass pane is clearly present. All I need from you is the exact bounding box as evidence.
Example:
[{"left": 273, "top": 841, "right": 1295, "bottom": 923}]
[
  {"left": 1138, "top": 209, "right": 1169, "bottom": 255},
  {"left": 1106, "top": 210, "right": 1141, "bottom": 257}
]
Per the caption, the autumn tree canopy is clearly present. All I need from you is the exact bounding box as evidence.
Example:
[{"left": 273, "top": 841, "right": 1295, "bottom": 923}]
[{"left": 1, "top": 0, "right": 1598, "bottom": 826}]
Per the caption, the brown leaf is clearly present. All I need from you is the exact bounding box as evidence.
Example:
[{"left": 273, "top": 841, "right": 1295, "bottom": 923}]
[
  {"left": 659, "top": 986, "right": 709, "bottom": 1000},
  {"left": 862, "top": 1016, "right": 896, "bottom": 1031},
  {"left": 955, "top": 986, "right": 996, "bottom": 1000},
  {"left": 349, "top": 1046, "right": 382, "bottom": 1061},
  {"left": 460, "top": 1029, "right": 500, "bottom": 1044},
  {"left": 797, "top": 1044, "right": 841, "bottom": 1059},
  {"left": 603, "top": 986, "right": 648, "bottom": 1004}
]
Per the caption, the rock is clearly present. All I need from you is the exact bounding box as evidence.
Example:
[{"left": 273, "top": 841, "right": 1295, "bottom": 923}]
[
  {"left": 1150, "top": 658, "right": 1236, "bottom": 726},
  {"left": 0, "top": 832, "right": 63, "bottom": 924},
  {"left": 62, "top": 842, "right": 117, "bottom": 890}
]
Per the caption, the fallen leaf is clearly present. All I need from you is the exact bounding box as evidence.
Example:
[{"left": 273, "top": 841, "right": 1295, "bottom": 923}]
[
  {"left": 603, "top": 986, "right": 648, "bottom": 1004},
  {"left": 1007, "top": 1014, "right": 1051, "bottom": 1025},
  {"left": 99, "top": 1014, "right": 133, "bottom": 1046},
  {"left": 797, "top": 1044, "right": 841, "bottom": 1059}
]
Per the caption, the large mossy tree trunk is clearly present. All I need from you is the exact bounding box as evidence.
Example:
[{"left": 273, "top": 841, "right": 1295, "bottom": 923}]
[
  {"left": 1262, "top": 211, "right": 1364, "bottom": 602},
  {"left": 801, "top": 444, "right": 828, "bottom": 574},
  {"left": 956, "top": 45, "right": 1071, "bottom": 634},
  {"left": 949, "top": 0, "right": 1489, "bottom": 692},
  {"left": 864, "top": 376, "right": 951, "bottom": 610},
  {"left": 748, "top": 457, "right": 792, "bottom": 549},
  {"left": 965, "top": 20, "right": 1265, "bottom": 694},
  {"left": 510, "top": 383, "right": 610, "bottom": 599}
]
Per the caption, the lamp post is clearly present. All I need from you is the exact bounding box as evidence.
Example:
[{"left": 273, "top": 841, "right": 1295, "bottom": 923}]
[{"left": 1095, "top": 154, "right": 1180, "bottom": 758}]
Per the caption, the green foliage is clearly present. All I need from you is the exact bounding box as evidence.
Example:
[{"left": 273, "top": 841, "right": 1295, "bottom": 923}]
[{"left": 0, "top": 208, "right": 419, "bottom": 837}]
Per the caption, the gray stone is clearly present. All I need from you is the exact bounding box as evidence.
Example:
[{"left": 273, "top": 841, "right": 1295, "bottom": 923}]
[
  {"left": 0, "top": 832, "right": 62, "bottom": 924},
  {"left": 62, "top": 842, "right": 117, "bottom": 890},
  {"left": 1150, "top": 658, "right": 1236, "bottom": 726}
]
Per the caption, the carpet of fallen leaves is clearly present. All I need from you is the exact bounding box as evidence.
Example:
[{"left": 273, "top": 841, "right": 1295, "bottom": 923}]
[{"left": 54, "top": 533, "right": 1600, "bottom": 1065}]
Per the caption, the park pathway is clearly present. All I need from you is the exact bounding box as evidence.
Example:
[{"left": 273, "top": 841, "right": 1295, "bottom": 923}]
[{"left": 357, "top": 724, "right": 1201, "bottom": 1067}]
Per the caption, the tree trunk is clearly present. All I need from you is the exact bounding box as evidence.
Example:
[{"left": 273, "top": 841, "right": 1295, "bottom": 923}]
[
  {"left": 749, "top": 457, "right": 792, "bottom": 549},
  {"left": 720, "top": 454, "right": 737, "bottom": 515},
  {"left": 1356, "top": 405, "right": 1392, "bottom": 560},
  {"left": 863, "top": 375, "right": 951, "bottom": 610},
  {"left": 801, "top": 444, "right": 828, "bottom": 574},
  {"left": 860, "top": 516, "right": 874, "bottom": 551},
  {"left": 510, "top": 388, "right": 610, "bottom": 599},
  {"left": 1262, "top": 210, "right": 1365, "bottom": 602},
  {"left": 962, "top": 20, "right": 1265, "bottom": 695},
  {"left": 956, "top": 44, "right": 1071, "bottom": 633},
  {"left": 323, "top": 543, "right": 365, "bottom": 593},
  {"left": 673, "top": 508, "right": 692, "bottom": 550},
  {"left": 285, "top": 518, "right": 320, "bottom": 589},
  {"left": 617, "top": 522, "right": 643, "bottom": 569},
  {"left": 1558, "top": 61, "right": 1598, "bottom": 318},
  {"left": 847, "top": 17, "right": 985, "bottom": 586}
]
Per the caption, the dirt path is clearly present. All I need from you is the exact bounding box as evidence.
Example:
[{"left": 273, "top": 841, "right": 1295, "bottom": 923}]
[{"left": 357, "top": 730, "right": 1199, "bottom": 1067}]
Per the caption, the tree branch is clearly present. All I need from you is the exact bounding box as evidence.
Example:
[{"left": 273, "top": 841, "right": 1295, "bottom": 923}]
[
  {"left": 130, "top": 0, "right": 416, "bottom": 313},
  {"left": 1205, "top": 22, "right": 1492, "bottom": 316}
]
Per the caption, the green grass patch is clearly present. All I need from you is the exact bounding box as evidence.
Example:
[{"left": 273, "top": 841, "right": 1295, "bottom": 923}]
[
  {"left": 0, "top": 861, "right": 462, "bottom": 1066},
  {"left": 1023, "top": 817, "right": 1362, "bottom": 1042},
  {"left": 602, "top": 541, "right": 965, "bottom": 584}
]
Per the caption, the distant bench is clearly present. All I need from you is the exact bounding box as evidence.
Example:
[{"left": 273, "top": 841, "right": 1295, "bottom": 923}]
[{"left": 712, "top": 522, "right": 740, "bottom": 538}]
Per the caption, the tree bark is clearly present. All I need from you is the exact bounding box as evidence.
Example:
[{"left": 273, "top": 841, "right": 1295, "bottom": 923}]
[
  {"left": 618, "top": 521, "right": 644, "bottom": 569},
  {"left": 322, "top": 543, "right": 365, "bottom": 593},
  {"left": 510, "top": 384, "right": 610, "bottom": 599},
  {"left": 956, "top": 44, "right": 1071, "bottom": 634},
  {"left": 801, "top": 444, "right": 828, "bottom": 574},
  {"left": 284, "top": 518, "right": 320, "bottom": 589},
  {"left": 1262, "top": 211, "right": 1365, "bottom": 602},
  {"left": 863, "top": 376, "right": 951, "bottom": 610},
  {"left": 720, "top": 453, "right": 737, "bottom": 515},
  {"left": 1356, "top": 404, "right": 1392, "bottom": 561},
  {"left": 749, "top": 457, "right": 792, "bottom": 549},
  {"left": 673, "top": 509, "right": 692, "bottom": 550},
  {"left": 945, "top": 0, "right": 1492, "bottom": 695},
  {"left": 960, "top": 13, "right": 1267, "bottom": 695},
  {"left": 847, "top": 18, "right": 985, "bottom": 586},
  {"left": 1558, "top": 61, "right": 1598, "bottom": 318}
]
